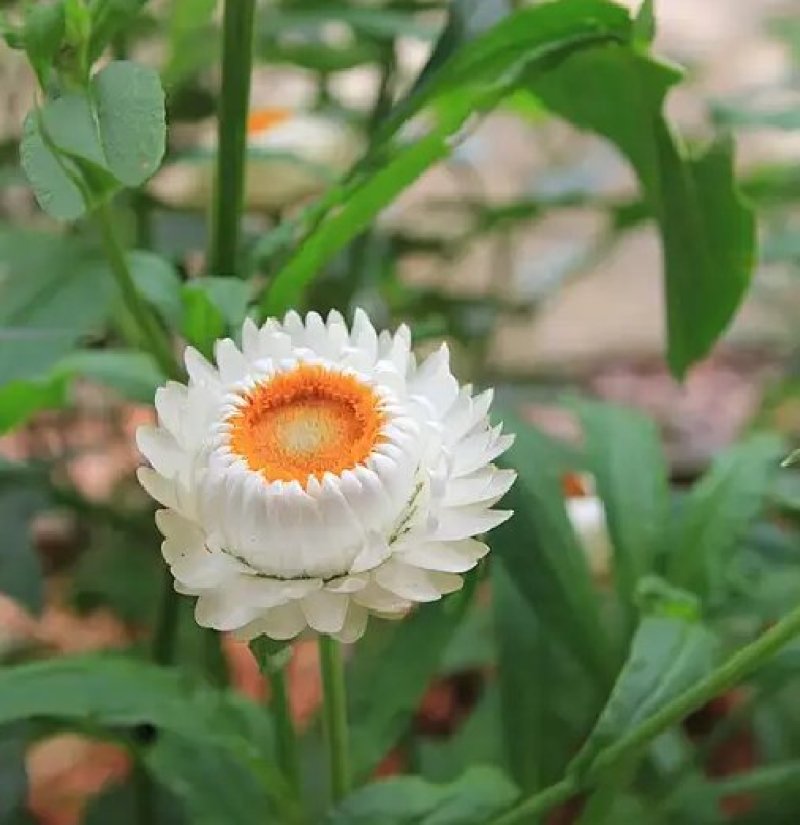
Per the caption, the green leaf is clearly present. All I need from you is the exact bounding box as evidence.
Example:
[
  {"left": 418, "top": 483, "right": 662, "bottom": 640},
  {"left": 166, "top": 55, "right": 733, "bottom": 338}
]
[
  {"left": 262, "top": 0, "right": 633, "bottom": 314},
  {"left": 128, "top": 251, "right": 184, "bottom": 328},
  {"left": 0, "top": 655, "right": 290, "bottom": 816},
  {"left": 0, "top": 374, "right": 69, "bottom": 434},
  {"left": 348, "top": 577, "right": 478, "bottom": 779},
  {"left": 577, "top": 401, "right": 670, "bottom": 631},
  {"left": 0, "top": 724, "right": 31, "bottom": 823},
  {"left": 494, "top": 413, "right": 614, "bottom": 688},
  {"left": 22, "top": 1, "right": 65, "bottom": 87},
  {"left": 492, "top": 563, "right": 548, "bottom": 793},
  {"left": 527, "top": 45, "right": 756, "bottom": 376},
  {"left": 182, "top": 277, "right": 250, "bottom": 356},
  {"left": 85, "top": 777, "right": 186, "bottom": 825},
  {"left": 0, "top": 230, "right": 113, "bottom": 386},
  {"left": 88, "top": 0, "right": 149, "bottom": 62},
  {"left": 19, "top": 110, "right": 88, "bottom": 220},
  {"left": 147, "top": 730, "right": 281, "bottom": 825},
  {"left": 39, "top": 92, "right": 109, "bottom": 172},
  {"left": 571, "top": 613, "right": 719, "bottom": 776},
  {"left": 91, "top": 60, "right": 166, "bottom": 187},
  {"left": 61, "top": 349, "right": 163, "bottom": 401},
  {"left": 668, "top": 435, "right": 784, "bottom": 599},
  {"left": 0, "top": 486, "right": 46, "bottom": 615},
  {"left": 326, "top": 766, "right": 519, "bottom": 825}
]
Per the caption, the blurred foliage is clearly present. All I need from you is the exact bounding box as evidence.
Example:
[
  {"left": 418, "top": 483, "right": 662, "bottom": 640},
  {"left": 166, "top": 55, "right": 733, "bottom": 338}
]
[{"left": 0, "top": 0, "right": 798, "bottom": 824}]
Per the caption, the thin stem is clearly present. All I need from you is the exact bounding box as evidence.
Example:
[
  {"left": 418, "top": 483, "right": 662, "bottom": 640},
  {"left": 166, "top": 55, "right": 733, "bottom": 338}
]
[
  {"left": 209, "top": 0, "right": 256, "bottom": 277},
  {"left": 490, "top": 603, "right": 800, "bottom": 825},
  {"left": 95, "top": 201, "right": 180, "bottom": 380},
  {"left": 319, "top": 635, "right": 351, "bottom": 803},
  {"left": 270, "top": 660, "right": 302, "bottom": 797},
  {"left": 151, "top": 566, "right": 181, "bottom": 666},
  {"left": 249, "top": 639, "right": 302, "bottom": 802}
]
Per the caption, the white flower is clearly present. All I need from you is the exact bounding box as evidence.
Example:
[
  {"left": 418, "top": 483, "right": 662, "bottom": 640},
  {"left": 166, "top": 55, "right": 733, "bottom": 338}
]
[
  {"left": 137, "top": 310, "right": 515, "bottom": 642},
  {"left": 149, "top": 108, "right": 361, "bottom": 212},
  {"left": 563, "top": 473, "right": 611, "bottom": 581}
]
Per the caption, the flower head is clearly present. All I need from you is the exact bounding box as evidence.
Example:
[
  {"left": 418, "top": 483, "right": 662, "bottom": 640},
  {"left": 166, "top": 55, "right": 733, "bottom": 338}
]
[
  {"left": 137, "top": 310, "right": 514, "bottom": 642},
  {"left": 149, "top": 107, "right": 361, "bottom": 212}
]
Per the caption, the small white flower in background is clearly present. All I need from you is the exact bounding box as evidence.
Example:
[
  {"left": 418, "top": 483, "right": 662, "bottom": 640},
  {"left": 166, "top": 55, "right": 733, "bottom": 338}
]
[
  {"left": 137, "top": 310, "right": 515, "bottom": 642},
  {"left": 149, "top": 108, "right": 361, "bottom": 212},
  {"left": 562, "top": 473, "right": 611, "bottom": 581}
]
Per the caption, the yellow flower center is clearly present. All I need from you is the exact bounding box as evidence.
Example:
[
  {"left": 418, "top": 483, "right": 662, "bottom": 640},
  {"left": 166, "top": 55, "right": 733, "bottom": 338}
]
[
  {"left": 227, "top": 364, "right": 385, "bottom": 485},
  {"left": 247, "top": 108, "right": 292, "bottom": 137}
]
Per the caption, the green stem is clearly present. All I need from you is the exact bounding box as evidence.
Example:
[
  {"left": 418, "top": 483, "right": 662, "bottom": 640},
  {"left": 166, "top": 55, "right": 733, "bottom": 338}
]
[
  {"left": 270, "top": 659, "right": 302, "bottom": 798},
  {"left": 490, "top": 603, "right": 800, "bottom": 825},
  {"left": 319, "top": 635, "right": 351, "bottom": 803},
  {"left": 151, "top": 565, "right": 181, "bottom": 666},
  {"left": 95, "top": 201, "right": 180, "bottom": 380},
  {"left": 249, "top": 640, "right": 302, "bottom": 802},
  {"left": 209, "top": 0, "right": 256, "bottom": 277}
]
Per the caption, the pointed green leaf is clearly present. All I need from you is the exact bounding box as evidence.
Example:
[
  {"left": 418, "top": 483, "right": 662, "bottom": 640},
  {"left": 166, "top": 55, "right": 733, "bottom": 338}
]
[
  {"left": 571, "top": 613, "right": 719, "bottom": 776},
  {"left": 326, "top": 766, "right": 518, "bottom": 825}
]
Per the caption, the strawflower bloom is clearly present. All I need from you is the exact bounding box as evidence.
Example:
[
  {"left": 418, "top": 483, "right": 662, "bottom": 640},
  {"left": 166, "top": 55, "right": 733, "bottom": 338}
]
[
  {"left": 137, "top": 310, "right": 515, "bottom": 642},
  {"left": 149, "top": 107, "right": 361, "bottom": 212}
]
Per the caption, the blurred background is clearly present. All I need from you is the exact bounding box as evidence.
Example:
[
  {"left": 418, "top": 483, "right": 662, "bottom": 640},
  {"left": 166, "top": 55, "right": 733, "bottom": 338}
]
[{"left": 0, "top": 0, "right": 798, "bottom": 822}]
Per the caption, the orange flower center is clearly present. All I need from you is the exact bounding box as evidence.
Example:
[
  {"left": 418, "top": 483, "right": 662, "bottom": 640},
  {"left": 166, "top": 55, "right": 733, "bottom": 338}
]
[
  {"left": 227, "top": 364, "right": 385, "bottom": 485},
  {"left": 247, "top": 107, "right": 292, "bottom": 137}
]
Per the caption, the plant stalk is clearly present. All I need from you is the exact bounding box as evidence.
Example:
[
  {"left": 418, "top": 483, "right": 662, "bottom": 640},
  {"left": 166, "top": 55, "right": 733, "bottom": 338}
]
[
  {"left": 209, "top": 0, "right": 256, "bottom": 277},
  {"left": 151, "top": 566, "right": 181, "bottom": 666},
  {"left": 490, "top": 602, "right": 800, "bottom": 825},
  {"left": 270, "top": 658, "right": 302, "bottom": 797},
  {"left": 319, "top": 635, "right": 351, "bottom": 803},
  {"left": 95, "top": 201, "right": 180, "bottom": 381}
]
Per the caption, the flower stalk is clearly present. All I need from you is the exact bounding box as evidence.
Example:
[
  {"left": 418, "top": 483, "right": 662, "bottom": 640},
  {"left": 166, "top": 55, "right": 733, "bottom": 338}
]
[
  {"left": 490, "top": 601, "right": 800, "bottom": 825},
  {"left": 319, "top": 635, "right": 351, "bottom": 803},
  {"left": 249, "top": 639, "right": 301, "bottom": 799},
  {"left": 209, "top": 0, "right": 256, "bottom": 277}
]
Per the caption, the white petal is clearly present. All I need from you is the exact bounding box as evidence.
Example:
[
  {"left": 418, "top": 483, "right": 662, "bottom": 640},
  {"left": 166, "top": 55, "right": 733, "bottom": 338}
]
[
  {"left": 396, "top": 539, "right": 488, "bottom": 573},
  {"left": 350, "top": 534, "right": 391, "bottom": 574},
  {"left": 137, "top": 426, "right": 185, "bottom": 477},
  {"left": 451, "top": 426, "right": 514, "bottom": 477},
  {"left": 334, "top": 603, "right": 368, "bottom": 643},
  {"left": 433, "top": 505, "right": 512, "bottom": 541},
  {"left": 352, "top": 580, "right": 411, "bottom": 613},
  {"left": 185, "top": 346, "right": 219, "bottom": 387},
  {"left": 241, "top": 317, "right": 261, "bottom": 360},
  {"left": 300, "top": 590, "right": 349, "bottom": 633},
  {"left": 374, "top": 560, "right": 442, "bottom": 602},
  {"left": 194, "top": 577, "right": 319, "bottom": 631},
  {"left": 443, "top": 468, "right": 516, "bottom": 507},
  {"left": 351, "top": 308, "right": 378, "bottom": 363},
  {"left": 155, "top": 382, "right": 187, "bottom": 435},
  {"left": 215, "top": 338, "right": 249, "bottom": 383},
  {"left": 428, "top": 571, "right": 463, "bottom": 595},
  {"left": 409, "top": 344, "right": 458, "bottom": 414},
  {"left": 137, "top": 467, "right": 178, "bottom": 510},
  {"left": 256, "top": 602, "right": 308, "bottom": 640}
]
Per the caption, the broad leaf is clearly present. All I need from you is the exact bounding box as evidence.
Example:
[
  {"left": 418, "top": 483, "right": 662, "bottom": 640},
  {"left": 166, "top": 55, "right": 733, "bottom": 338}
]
[
  {"left": 88, "top": 0, "right": 149, "bottom": 62},
  {"left": 0, "top": 486, "right": 46, "bottom": 614},
  {"left": 261, "top": 0, "right": 634, "bottom": 314},
  {"left": 0, "top": 230, "right": 113, "bottom": 385},
  {"left": 577, "top": 401, "right": 670, "bottom": 633},
  {"left": 0, "top": 655, "right": 289, "bottom": 814},
  {"left": 493, "top": 563, "right": 552, "bottom": 793},
  {"left": 668, "top": 435, "right": 784, "bottom": 599},
  {"left": 0, "top": 724, "right": 30, "bottom": 824},
  {"left": 128, "top": 251, "right": 184, "bottom": 328},
  {"left": 22, "top": 1, "right": 65, "bottom": 87},
  {"left": 527, "top": 45, "right": 756, "bottom": 376},
  {"left": 91, "top": 60, "right": 166, "bottom": 187},
  {"left": 19, "top": 110, "right": 88, "bottom": 220},
  {"left": 327, "top": 766, "right": 518, "bottom": 825},
  {"left": 85, "top": 778, "right": 186, "bottom": 825},
  {"left": 60, "top": 350, "right": 163, "bottom": 402},
  {"left": 570, "top": 613, "right": 718, "bottom": 776},
  {"left": 494, "top": 414, "right": 614, "bottom": 688},
  {"left": 348, "top": 577, "right": 478, "bottom": 779},
  {"left": 182, "top": 277, "right": 250, "bottom": 357},
  {"left": 0, "top": 374, "right": 68, "bottom": 434}
]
